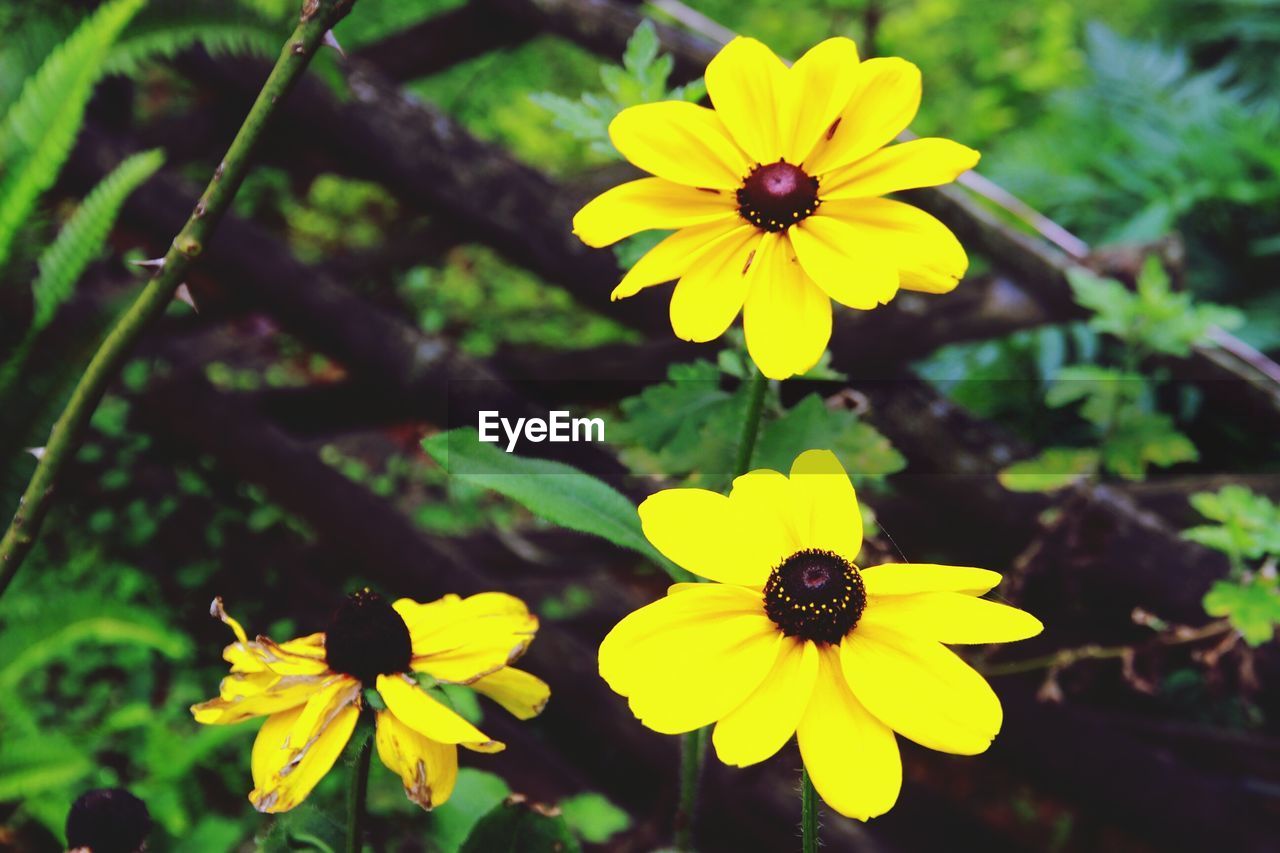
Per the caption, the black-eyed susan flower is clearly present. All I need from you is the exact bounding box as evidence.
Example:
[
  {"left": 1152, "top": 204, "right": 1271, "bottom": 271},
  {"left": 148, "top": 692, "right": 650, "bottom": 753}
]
[
  {"left": 599, "top": 450, "right": 1041, "bottom": 820},
  {"left": 192, "top": 590, "right": 548, "bottom": 813},
  {"left": 573, "top": 37, "right": 979, "bottom": 380}
]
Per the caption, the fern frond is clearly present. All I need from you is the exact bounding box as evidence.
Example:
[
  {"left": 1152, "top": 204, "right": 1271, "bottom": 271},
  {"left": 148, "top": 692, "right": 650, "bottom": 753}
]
[
  {"left": 31, "top": 149, "right": 164, "bottom": 330},
  {"left": 107, "top": 1, "right": 284, "bottom": 76},
  {"left": 0, "top": 0, "right": 146, "bottom": 275}
]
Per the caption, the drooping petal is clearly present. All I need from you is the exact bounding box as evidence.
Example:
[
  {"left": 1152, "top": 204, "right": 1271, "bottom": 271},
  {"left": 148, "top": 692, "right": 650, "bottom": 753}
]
[
  {"left": 287, "top": 677, "right": 361, "bottom": 755},
  {"left": 859, "top": 563, "right": 1001, "bottom": 596},
  {"left": 376, "top": 673, "right": 502, "bottom": 750},
  {"left": 797, "top": 646, "right": 901, "bottom": 820},
  {"left": 818, "top": 198, "right": 968, "bottom": 293},
  {"left": 712, "top": 637, "right": 819, "bottom": 766},
  {"left": 669, "top": 226, "right": 762, "bottom": 343},
  {"left": 861, "top": 592, "right": 1044, "bottom": 644},
  {"left": 804, "top": 57, "right": 922, "bottom": 177},
  {"left": 610, "top": 101, "right": 752, "bottom": 189},
  {"left": 249, "top": 697, "right": 359, "bottom": 813},
  {"left": 840, "top": 624, "right": 1002, "bottom": 755},
  {"left": 742, "top": 237, "right": 832, "bottom": 380},
  {"left": 637, "top": 487, "right": 783, "bottom": 586},
  {"left": 573, "top": 178, "right": 737, "bottom": 248},
  {"left": 612, "top": 218, "right": 746, "bottom": 300},
  {"left": 599, "top": 588, "right": 782, "bottom": 734},
  {"left": 375, "top": 709, "right": 459, "bottom": 810},
  {"left": 821, "top": 138, "right": 980, "bottom": 200},
  {"left": 787, "top": 449, "right": 863, "bottom": 563},
  {"left": 784, "top": 37, "right": 861, "bottom": 164},
  {"left": 398, "top": 592, "right": 537, "bottom": 683},
  {"left": 788, "top": 211, "right": 899, "bottom": 309},
  {"left": 192, "top": 672, "right": 328, "bottom": 725},
  {"left": 471, "top": 667, "right": 550, "bottom": 720},
  {"left": 705, "top": 37, "right": 791, "bottom": 164}
]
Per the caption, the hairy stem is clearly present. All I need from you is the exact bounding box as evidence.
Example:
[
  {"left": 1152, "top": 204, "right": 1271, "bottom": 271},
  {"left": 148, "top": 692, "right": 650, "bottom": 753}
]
[
  {"left": 732, "top": 367, "right": 768, "bottom": 478},
  {"left": 346, "top": 731, "right": 373, "bottom": 853},
  {"left": 0, "top": 0, "right": 357, "bottom": 596},
  {"left": 801, "top": 766, "right": 819, "bottom": 853}
]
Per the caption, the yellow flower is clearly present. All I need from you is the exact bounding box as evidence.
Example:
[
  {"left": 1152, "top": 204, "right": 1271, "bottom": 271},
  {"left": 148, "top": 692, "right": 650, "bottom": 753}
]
[
  {"left": 573, "top": 37, "right": 979, "bottom": 380},
  {"left": 192, "top": 590, "right": 548, "bottom": 813},
  {"left": 599, "top": 450, "right": 1040, "bottom": 820}
]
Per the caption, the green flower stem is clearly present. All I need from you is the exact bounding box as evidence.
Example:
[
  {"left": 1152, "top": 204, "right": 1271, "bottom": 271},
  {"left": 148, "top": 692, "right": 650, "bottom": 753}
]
[
  {"left": 0, "top": 0, "right": 358, "bottom": 597},
  {"left": 346, "top": 731, "right": 374, "bottom": 853},
  {"left": 732, "top": 367, "right": 769, "bottom": 479},
  {"left": 801, "top": 766, "right": 818, "bottom": 853},
  {"left": 674, "top": 367, "right": 769, "bottom": 851}
]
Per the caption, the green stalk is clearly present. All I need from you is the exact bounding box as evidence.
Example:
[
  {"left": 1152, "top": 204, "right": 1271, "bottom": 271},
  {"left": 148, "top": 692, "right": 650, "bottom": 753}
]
[
  {"left": 673, "top": 367, "right": 769, "bottom": 851},
  {"left": 0, "top": 0, "right": 358, "bottom": 597},
  {"left": 800, "top": 766, "right": 818, "bottom": 853},
  {"left": 346, "top": 731, "right": 374, "bottom": 853}
]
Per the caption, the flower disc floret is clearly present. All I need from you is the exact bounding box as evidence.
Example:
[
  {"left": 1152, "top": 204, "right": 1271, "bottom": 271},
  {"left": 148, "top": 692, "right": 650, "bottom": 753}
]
[
  {"left": 325, "top": 588, "right": 413, "bottom": 684},
  {"left": 737, "top": 161, "right": 820, "bottom": 231},
  {"left": 764, "top": 548, "right": 865, "bottom": 643}
]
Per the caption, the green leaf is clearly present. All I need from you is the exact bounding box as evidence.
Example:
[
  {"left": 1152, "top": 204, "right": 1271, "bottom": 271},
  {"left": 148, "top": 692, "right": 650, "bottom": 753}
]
[
  {"left": 32, "top": 148, "right": 164, "bottom": 329},
  {"left": 1045, "top": 365, "right": 1142, "bottom": 426},
  {"left": 460, "top": 797, "right": 582, "bottom": 853},
  {"left": 422, "top": 429, "right": 688, "bottom": 580},
  {"left": 260, "top": 803, "right": 342, "bottom": 853},
  {"left": 0, "top": 0, "right": 146, "bottom": 273},
  {"left": 430, "top": 769, "right": 512, "bottom": 853},
  {"left": 622, "top": 20, "right": 660, "bottom": 76},
  {"left": 1203, "top": 578, "right": 1280, "bottom": 646},
  {"left": 1101, "top": 411, "right": 1198, "bottom": 480},
  {"left": 998, "top": 447, "right": 1101, "bottom": 493},
  {"left": 1183, "top": 486, "right": 1280, "bottom": 561},
  {"left": 754, "top": 394, "right": 905, "bottom": 485},
  {"left": 559, "top": 792, "right": 631, "bottom": 844},
  {"left": 0, "top": 734, "right": 93, "bottom": 801}
]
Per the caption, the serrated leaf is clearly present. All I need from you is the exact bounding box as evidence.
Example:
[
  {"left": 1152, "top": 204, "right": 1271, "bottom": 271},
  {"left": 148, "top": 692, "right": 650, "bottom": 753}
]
[
  {"left": 559, "top": 792, "right": 631, "bottom": 844},
  {"left": 422, "top": 429, "right": 688, "bottom": 580},
  {"left": 1203, "top": 578, "right": 1280, "bottom": 646},
  {"left": 1183, "top": 485, "right": 1280, "bottom": 560},
  {"left": 754, "top": 395, "right": 904, "bottom": 485},
  {"left": 460, "top": 798, "right": 582, "bottom": 853},
  {"left": 998, "top": 447, "right": 1100, "bottom": 493},
  {"left": 622, "top": 20, "right": 660, "bottom": 75},
  {"left": 1101, "top": 411, "right": 1197, "bottom": 480}
]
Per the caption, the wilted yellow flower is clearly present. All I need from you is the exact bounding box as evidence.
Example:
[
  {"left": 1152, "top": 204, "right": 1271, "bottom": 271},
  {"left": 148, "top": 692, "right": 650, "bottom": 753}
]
[
  {"left": 574, "top": 37, "right": 979, "bottom": 379},
  {"left": 193, "top": 590, "right": 548, "bottom": 813},
  {"left": 599, "top": 450, "right": 1040, "bottom": 819}
]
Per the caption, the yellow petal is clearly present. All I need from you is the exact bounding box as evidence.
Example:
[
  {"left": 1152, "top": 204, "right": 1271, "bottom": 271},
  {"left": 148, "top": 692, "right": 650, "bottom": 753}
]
[
  {"left": 669, "top": 226, "right": 761, "bottom": 343},
  {"left": 399, "top": 592, "right": 538, "bottom": 684},
  {"left": 840, "top": 625, "right": 1002, "bottom": 755},
  {"left": 859, "top": 563, "right": 1001, "bottom": 596},
  {"left": 375, "top": 709, "right": 459, "bottom": 810},
  {"left": 788, "top": 212, "right": 899, "bottom": 309},
  {"left": 376, "top": 673, "right": 501, "bottom": 749},
  {"left": 818, "top": 198, "right": 967, "bottom": 293},
  {"left": 249, "top": 700, "right": 358, "bottom": 813},
  {"left": 705, "top": 37, "right": 790, "bottom": 164},
  {"left": 784, "top": 37, "right": 861, "bottom": 164},
  {"left": 804, "top": 57, "right": 922, "bottom": 177},
  {"left": 742, "top": 238, "right": 832, "bottom": 380},
  {"left": 726, "top": 468, "right": 806, "bottom": 570},
  {"left": 610, "top": 101, "right": 752, "bottom": 189},
  {"left": 573, "top": 178, "right": 737, "bottom": 248},
  {"left": 599, "top": 588, "right": 782, "bottom": 734},
  {"left": 638, "top": 487, "right": 782, "bottom": 585},
  {"left": 862, "top": 592, "right": 1043, "bottom": 644},
  {"left": 612, "top": 218, "right": 746, "bottom": 300},
  {"left": 471, "top": 667, "right": 550, "bottom": 720},
  {"left": 797, "top": 646, "right": 901, "bottom": 820},
  {"left": 712, "top": 637, "right": 818, "bottom": 766},
  {"left": 821, "top": 138, "right": 980, "bottom": 200},
  {"left": 287, "top": 677, "right": 361, "bottom": 755},
  {"left": 192, "top": 672, "right": 327, "bottom": 725},
  {"left": 211, "top": 596, "right": 249, "bottom": 644},
  {"left": 787, "top": 449, "right": 863, "bottom": 563}
]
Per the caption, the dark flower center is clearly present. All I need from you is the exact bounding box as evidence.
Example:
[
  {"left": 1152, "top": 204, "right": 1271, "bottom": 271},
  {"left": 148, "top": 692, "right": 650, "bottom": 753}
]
[
  {"left": 736, "top": 160, "right": 820, "bottom": 232},
  {"left": 66, "top": 788, "right": 152, "bottom": 853},
  {"left": 763, "top": 549, "right": 865, "bottom": 644},
  {"left": 325, "top": 589, "right": 413, "bottom": 684}
]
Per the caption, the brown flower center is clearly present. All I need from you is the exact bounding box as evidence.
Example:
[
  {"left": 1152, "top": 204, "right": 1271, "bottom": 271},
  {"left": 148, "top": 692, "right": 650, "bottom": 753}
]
[
  {"left": 325, "top": 589, "right": 412, "bottom": 684},
  {"left": 736, "top": 160, "right": 820, "bottom": 232},
  {"left": 763, "top": 549, "right": 865, "bottom": 643}
]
